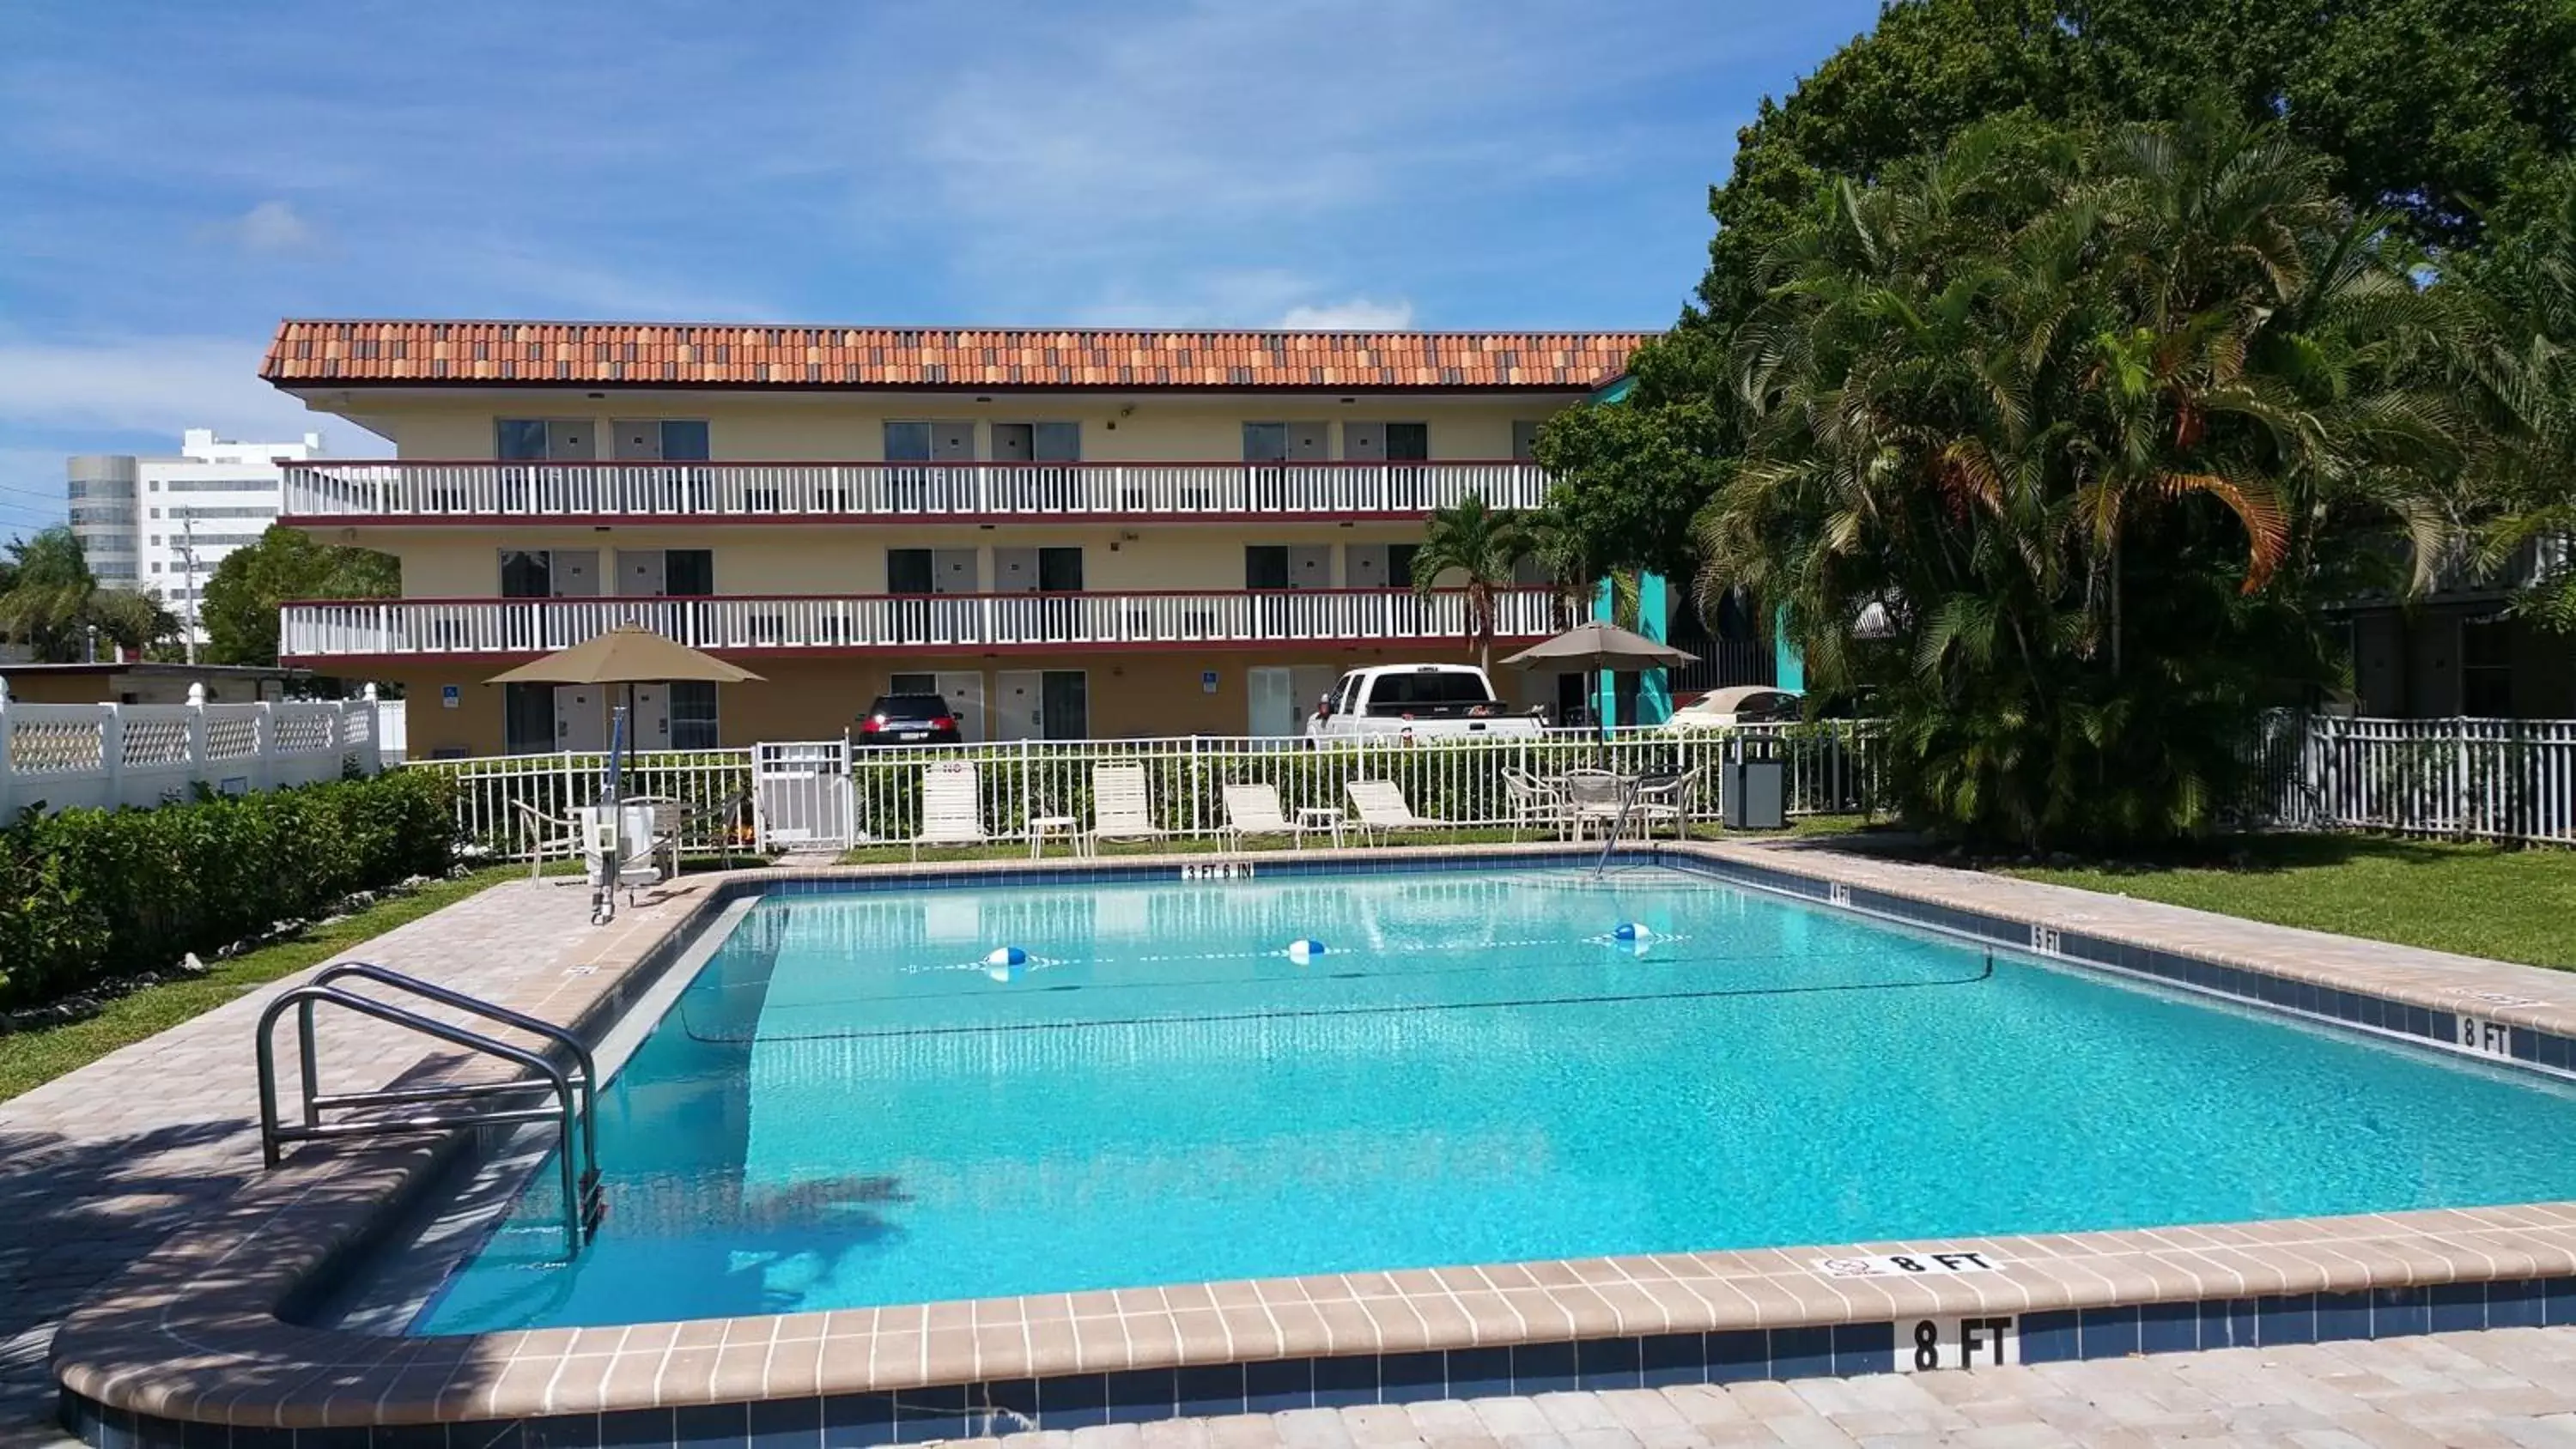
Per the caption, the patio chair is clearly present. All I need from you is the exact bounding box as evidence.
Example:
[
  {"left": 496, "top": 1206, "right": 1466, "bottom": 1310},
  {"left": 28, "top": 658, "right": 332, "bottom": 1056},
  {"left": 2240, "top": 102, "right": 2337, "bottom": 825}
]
[
  {"left": 913, "top": 762, "right": 987, "bottom": 860},
  {"left": 1626, "top": 767, "right": 1702, "bottom": 841},
  {"left": 1089, "top": 761, "right": 1167, "bottom": 851},
  {"left": 1221, "top": 782, "right": 1302, "bottom": 852},
  {"left": 1563, "top": 769, "right": 1627, "bottom": 842},
  {"left": 512, "top": 800, "right": 585, "bottom": 882},
  {"left": 1501, "top": 767, "right": 1571, "bottom": 841},
  {"left": 1346, "top": 779, "right": 1439, "bottom": 846},
  {"left": 621, "top": 795, "right": 689, "bottom": 881}
]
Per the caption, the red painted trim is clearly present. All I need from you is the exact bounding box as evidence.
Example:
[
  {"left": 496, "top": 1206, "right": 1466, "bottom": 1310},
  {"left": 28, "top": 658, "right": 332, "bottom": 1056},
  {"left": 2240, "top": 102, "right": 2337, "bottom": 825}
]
[
  {"left": 281, "top": 586, "right": 1558, "bottom": 606},
  {"left": 267, "top": 379, "right": 1617, "bottom": 397},
  {"left": 282, "top": 636, "right": 1542, "bottom": 668},
  {"left": 283, "top": 510, "right": 1467, "bottom": 529},
  {"left": 289, "top": 458, "right": 1540, "bottom": 470}
]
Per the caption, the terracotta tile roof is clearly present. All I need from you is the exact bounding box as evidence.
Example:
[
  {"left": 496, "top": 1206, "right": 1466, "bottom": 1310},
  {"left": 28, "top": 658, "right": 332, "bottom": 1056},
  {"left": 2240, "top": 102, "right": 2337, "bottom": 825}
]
[{"left": 260, "top": 320, "right": 1649, "bottom": 391}]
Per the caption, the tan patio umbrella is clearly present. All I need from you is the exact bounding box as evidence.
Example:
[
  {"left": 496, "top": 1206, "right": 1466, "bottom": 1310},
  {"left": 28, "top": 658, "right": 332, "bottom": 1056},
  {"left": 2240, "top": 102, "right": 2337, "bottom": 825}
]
[
  {"left": 1500, "top": 621, "right": 1698, "bottom": 671},
  {"left": 488, "top": 625, "right": 763, "bottom": 763},
  {"left": 1503, "top": 621, "right": 1699, "bottom": 737}
]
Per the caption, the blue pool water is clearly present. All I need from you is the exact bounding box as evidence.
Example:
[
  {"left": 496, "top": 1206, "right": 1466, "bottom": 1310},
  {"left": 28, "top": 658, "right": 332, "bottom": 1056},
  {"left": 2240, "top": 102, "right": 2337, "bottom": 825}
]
[{"left": 413, "top": 864, "right": 2576, "bottom": 1332}]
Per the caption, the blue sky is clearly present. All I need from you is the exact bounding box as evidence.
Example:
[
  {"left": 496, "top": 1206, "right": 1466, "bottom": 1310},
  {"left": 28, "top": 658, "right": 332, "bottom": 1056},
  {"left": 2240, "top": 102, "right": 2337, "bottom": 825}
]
[{"left": 0, "top": 0, "right": 1881, "bottom": 542}]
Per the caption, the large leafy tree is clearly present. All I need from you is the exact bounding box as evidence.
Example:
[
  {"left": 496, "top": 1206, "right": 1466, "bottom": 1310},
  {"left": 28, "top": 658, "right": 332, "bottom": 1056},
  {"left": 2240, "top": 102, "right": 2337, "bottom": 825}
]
[
  {"left": 1540, "top": 0, "right": 2576, "bottom": 585},
  {"left": 1412, "top": 495, "right": 1530, "bottom": 674},
  {"left": 0, "top": 526, "right": 178, "bottom": 662},
  {"left": 2451, "top": 164, "right": 2576, "bottom": 631},
  {"left": 1701, "top": 111, "right": 2466, "bottom": 848},
  {"left": 200, "top": 525, "right": 400, "bottom": 667}
]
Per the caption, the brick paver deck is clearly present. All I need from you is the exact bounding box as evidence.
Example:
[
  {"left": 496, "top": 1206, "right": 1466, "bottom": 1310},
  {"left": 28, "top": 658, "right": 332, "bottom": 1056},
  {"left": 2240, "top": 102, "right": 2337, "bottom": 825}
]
[
  {"left": 960, "top": 1331, "right": 2576, "bottom": 1449},
  {"left": 0, "top": 877, "right": 619, "bottom": 1447}
]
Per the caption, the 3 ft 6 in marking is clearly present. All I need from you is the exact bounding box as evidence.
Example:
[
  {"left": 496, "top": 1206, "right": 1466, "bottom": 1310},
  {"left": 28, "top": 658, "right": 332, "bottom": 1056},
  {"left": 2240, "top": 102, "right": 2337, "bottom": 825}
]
[{"left": 1899, "top": 1316, "right": 2019, "bottom": 1373}]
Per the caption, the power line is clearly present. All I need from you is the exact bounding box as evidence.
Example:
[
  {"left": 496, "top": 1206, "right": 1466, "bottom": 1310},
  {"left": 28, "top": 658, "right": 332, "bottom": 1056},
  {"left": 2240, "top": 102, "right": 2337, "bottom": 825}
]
[{"left": 0, "top": 480, "right": 66, "bottom": 501}]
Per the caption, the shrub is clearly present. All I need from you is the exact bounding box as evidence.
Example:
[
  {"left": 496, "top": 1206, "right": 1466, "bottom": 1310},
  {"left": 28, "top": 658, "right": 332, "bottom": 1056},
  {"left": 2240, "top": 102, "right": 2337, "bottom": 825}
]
[{"left": 0, "top": 767, "right": 458, "bottom": 1009}]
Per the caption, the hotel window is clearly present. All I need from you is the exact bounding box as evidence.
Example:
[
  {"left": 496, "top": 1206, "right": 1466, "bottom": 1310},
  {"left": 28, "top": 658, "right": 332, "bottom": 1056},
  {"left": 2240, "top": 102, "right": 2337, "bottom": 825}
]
[
  {"left": 499, "top": 549, "right": 554, "bottom": 598},
  {"left": 610, "top": 419, "right": 711, "bottom": 460},
  {"left": 989, "top": 421, "right": 1081, "bottom": 462},
  {"left": 495, "top": 419, "right": 595, "bottom": 460},
  {"left": 1512, "top": 421, "right": 1545, "bottom": 460},
  {"left": 2463, "top": 616, "right": 2514, "bottom": 716},
  {"left": 667, "top": 682, "right": 720, "bottom": 749}
]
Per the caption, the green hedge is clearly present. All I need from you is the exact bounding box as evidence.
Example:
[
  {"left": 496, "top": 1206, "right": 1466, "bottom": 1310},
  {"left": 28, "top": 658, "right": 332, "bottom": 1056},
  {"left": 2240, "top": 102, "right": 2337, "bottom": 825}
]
[{"left": 0, "top": 768, "right": 459, "bottom": 1010}]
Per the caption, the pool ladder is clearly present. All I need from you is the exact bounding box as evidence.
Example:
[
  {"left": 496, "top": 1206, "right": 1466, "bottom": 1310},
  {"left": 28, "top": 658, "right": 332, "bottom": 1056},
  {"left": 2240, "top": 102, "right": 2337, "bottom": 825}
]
[{"left": 255, "top": 962, "right": 605, "bottom": 1258}]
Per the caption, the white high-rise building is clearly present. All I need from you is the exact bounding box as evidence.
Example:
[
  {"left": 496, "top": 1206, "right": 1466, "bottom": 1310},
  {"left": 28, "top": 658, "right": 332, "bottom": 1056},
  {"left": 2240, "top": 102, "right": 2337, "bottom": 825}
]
[{"left": 66, "top": 428, "right": 324, "bottom": 641}]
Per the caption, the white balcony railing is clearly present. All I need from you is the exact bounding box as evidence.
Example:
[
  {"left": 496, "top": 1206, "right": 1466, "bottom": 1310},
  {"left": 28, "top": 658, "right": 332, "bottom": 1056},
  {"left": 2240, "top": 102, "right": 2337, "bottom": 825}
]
[
  {"left": 281, "top": 588, "right": 1564, "bottom": 659},
  {"left": 282, "top": 460, "right": 1554, "bottom": 521}
]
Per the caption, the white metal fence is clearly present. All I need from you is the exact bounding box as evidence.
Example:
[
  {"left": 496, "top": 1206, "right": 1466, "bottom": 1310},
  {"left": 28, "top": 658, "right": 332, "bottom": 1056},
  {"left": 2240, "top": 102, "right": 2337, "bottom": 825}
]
[
  {"left": 414, "top": 724, "right": 1885, "bottom": 859},
  {"left": 0, "top": 682, "right": 384, "bottom": 818},
  {"left": 2245, "top": 714, "right": 2576, "bottom": 846}
]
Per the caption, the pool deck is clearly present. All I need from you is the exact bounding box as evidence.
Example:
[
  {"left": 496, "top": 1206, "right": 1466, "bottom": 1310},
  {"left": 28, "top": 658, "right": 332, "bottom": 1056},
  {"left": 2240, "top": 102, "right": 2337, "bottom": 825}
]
[{"left": 21, "top": 839, "right": 2576, "bottom": 1447}]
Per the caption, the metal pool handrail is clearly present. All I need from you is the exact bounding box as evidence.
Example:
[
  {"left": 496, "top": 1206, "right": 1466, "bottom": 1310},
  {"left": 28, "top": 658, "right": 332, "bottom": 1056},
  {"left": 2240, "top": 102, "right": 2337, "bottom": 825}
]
[{"left": 254, "top": 964, "right": 605, "bottom": 1257}]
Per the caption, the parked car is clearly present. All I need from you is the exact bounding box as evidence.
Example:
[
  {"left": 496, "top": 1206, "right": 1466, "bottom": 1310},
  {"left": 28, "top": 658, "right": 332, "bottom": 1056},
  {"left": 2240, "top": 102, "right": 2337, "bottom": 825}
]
[
  {"left": 857, "top": 693, "right": 963, "bottom": 745},
  {"left": 1660, "top": 685, "right": 1803, "bottom": 734},
  {"left": 1304, "top": 664, "right": 1546, "bottom": 742}
]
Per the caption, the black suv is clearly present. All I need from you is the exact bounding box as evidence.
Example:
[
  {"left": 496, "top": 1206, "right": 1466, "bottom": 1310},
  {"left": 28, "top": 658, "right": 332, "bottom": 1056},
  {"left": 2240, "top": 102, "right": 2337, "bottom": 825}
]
[{"left": 858, "top": 693, "right": 963, "bottom": 745}]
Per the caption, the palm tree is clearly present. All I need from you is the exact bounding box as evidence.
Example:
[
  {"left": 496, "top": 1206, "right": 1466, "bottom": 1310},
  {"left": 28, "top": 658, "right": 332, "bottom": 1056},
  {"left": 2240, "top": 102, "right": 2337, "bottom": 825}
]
[
  {"left": 1699, "top": 110, "right": 2470, "bottom": 847},
  {"left": 0, "top": 525, "right": 179, "bottom": 662},
  {"left": 2454, "top": 165, "right": 2576, "bottom": 632},
  {"left": 1413, "top": 494, "right": 1528, "bottom": 673}
]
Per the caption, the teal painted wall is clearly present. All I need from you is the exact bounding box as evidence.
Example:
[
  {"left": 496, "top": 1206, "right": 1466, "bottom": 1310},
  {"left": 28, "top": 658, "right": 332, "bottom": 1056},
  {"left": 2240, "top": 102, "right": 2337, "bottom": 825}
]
[{"left": 1775, "top": 605, "right": 1805, "bottom": 692}]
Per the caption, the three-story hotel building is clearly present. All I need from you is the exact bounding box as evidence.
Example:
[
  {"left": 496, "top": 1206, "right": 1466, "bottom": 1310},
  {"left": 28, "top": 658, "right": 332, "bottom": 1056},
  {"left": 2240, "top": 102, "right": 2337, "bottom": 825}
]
[{"left": 264, "top": 321, "right": 1651, "bottom": 757}]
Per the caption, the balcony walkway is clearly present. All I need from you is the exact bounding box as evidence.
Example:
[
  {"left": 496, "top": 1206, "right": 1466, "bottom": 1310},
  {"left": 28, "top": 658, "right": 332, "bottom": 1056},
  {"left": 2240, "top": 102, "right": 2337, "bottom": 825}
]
[
  {"left": 282, "top": 588, "right": 1563, "bottom": 661},
  {"left": 283, "top": 461, "right": 1552, "bottom": 524}
]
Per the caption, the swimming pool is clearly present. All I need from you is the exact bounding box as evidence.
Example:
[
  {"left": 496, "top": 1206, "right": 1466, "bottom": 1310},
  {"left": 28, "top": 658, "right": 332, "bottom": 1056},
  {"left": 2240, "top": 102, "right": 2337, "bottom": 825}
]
[{"left": 405, "top": 860, "right": 2576, "bottom": 1334}]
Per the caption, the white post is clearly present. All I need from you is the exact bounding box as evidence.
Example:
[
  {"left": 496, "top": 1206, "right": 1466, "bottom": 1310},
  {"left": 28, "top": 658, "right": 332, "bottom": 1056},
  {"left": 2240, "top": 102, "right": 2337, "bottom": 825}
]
[
  {"left": 357, "top": 684, "right": 383, "bottom": 775},
  {"left": 252, "top": 701, "right": 275, "bottom": 793},
  {"left": 185, "top": 682, "right": 210, "bottom": 797},
  {"left": 100, "top": 702, "right": 125, "bottom": 808},
  {"left": 0, "top": 676, "right": 13, "bottom": 823}
]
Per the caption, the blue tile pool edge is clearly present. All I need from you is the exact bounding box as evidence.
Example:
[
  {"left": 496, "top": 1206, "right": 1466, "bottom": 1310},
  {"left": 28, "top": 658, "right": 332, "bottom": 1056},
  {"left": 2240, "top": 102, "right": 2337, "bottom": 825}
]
[{"left": 64, "top": 1273, "right": 2576, "bottom": 1447}]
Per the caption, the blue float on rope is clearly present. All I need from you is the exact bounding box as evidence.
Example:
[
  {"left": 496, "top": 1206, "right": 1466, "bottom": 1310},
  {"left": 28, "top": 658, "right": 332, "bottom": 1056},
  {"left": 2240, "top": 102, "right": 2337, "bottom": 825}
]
[
  {"left": 1285, "top": 938, "right": 1327, "bottom": 963},
  {"left": 985, "top": 946, "right": 1030, "bottom": 967},
  {"left": 1613, "top": 922, "right": 1651, "bottom": 942}
]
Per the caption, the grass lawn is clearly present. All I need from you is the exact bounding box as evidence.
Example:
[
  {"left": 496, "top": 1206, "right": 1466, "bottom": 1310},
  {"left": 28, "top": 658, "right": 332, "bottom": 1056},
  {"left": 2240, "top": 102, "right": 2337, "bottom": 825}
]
[
  {"left": 2001, "top": 834, "right": 2576, "bottom": 969},
  {"left": 0, "top": 865, "right": 523, "bottom": 1103}
]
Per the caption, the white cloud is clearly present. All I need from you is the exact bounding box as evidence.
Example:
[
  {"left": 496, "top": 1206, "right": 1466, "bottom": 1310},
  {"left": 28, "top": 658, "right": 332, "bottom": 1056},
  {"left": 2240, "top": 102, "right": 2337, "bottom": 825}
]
[
  {"left": 1277, "top": 298, "right": 1416, "bottom": 330},
  {"left": 0, "top": 334, "right": 352, "bottom": 447},
  {"left": 222, "top": 199, "right": 319, "bottom": 253}
]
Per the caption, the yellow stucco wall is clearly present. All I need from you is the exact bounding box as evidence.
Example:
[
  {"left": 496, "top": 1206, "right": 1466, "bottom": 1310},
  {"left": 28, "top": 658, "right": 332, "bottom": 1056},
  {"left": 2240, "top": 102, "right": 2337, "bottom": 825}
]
[
  {"left": 379, "top": 524, "right": 1446, "bottom": 597},
  {"left": 389, "top": 645, "right": 1539, "bottom": 756}
]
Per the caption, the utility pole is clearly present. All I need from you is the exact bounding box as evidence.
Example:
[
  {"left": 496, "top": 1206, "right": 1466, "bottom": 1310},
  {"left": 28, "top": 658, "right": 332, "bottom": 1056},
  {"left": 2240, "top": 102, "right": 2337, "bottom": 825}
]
[{"left": 177, "top": 516, "right": 200, "bottom": 665}]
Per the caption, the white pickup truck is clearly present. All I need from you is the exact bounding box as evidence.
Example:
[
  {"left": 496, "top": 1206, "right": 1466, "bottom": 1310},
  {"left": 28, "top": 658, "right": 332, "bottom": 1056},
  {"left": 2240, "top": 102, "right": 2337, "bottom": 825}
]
[{"left": 1303, "top": 664, "right": 1546, "bottom": 742}]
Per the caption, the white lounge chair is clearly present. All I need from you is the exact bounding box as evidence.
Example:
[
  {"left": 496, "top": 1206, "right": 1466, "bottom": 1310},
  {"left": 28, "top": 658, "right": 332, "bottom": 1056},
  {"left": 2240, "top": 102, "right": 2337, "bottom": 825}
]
[
  {"left": 1089, "top": 761, "right": 1166, "bottom": 851},
  {"left": 1221, "top": 782, "right": 1302, "bottom": 852},
  {"left": 913, "top": 762, "right": 987, "bottom": 859},
  {"left": 1346, "top": 779, "right": 1438, "bottom": 845}
]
